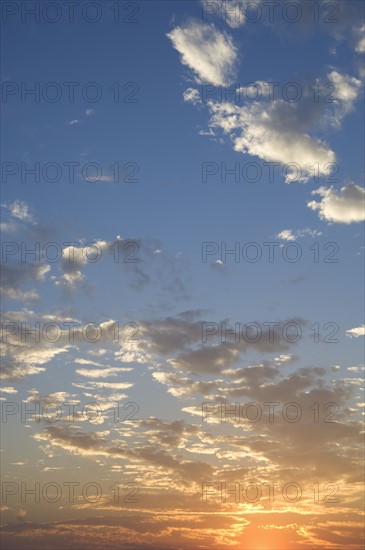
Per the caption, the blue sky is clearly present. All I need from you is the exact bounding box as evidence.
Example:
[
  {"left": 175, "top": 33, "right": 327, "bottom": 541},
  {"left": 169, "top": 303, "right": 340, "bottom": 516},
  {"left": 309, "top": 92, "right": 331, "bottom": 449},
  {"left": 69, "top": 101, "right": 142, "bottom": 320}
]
[{"left": 1, "top": 1, "right": 365, "bottom": 549}]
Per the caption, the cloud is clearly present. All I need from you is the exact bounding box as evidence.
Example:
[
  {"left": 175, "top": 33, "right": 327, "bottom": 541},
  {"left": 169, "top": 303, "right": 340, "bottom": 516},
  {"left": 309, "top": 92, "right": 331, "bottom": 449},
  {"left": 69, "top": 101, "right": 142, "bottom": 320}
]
[
  {"left": 68, "top": 119, "right": 79, "bottom": 125},
  {"left": 274, "top": 354, "right": 296, "bottom": 365},
  {"left": 181, "top": 68, "right": 361, "bottom": 182},
  {"left": 0, "top": 310, "right": 125, "bottom": 382},
  {"left": 138, "top": 314, "right": 203, "bottom": 356},
  {"left": 347, "top": 364, "right": 364, "bottom": 372},
  {"left": 253, "top": 0, "right": 365, "bottom": 51},
  {"left": 34, "top": 423, "right": 214, "bottom": 484},
  {"left": 0, "top": 221, "right": 18, "bottom": 233},
  {"left": 308, "top": 184, "right": 365, "bottom": 223},
  {"left": 85, "top": 109, "right": 95, "bottom": 116},
  {"left": 0, "top": 200, "right": 56, "bottom": 243},
  {"left": 346, "top": 325, "right": 365, "bottom": 338},
  {"left": 152, "top": 370, "right": 221, "bottom": 398},
  {"left": 201, "top": 0, "right": 246, "bottom": 28},
  {"left": 0, "top": 287, "right": 40, "bottom": 302},
  {"left": 53, "top": 269, "right": 86, "bottom": 288},
  {"left": 354, "top": 24, "right": 365, "bottom": 53},
  {"left": 51, "top": 236, "right": 185, "bottom": 297},
  {"left": 202, "top": 0, "right": 268, "bottom": 29},
  {"left": 183, "top": 87, "right": 201, "bottom": 105},
  {"left": 167, "top": 21, "right": 238, "bottom": 85},
  {"left": 29, "top": 362, "right": 363, "bottom": 499},
  {"left": 276, "top": 229, "right": 296, "bottom": 241},
  {"left": 276, "top": 228, "right": 322, "bottom": 241},
  {"left": 207, "top": 99, "right": 336, "bottom": 182},
  {"left": 326, "top": 71, "right": 362, "bottom": 125},
  {"left": 328, "top": 71, "right": 362, "bottom": 106},
  {"left": 75, "top": 367, "right": 132, "bottom": 379},
  {"left": 53, "top": 241, "right": 109, "bottom": 290},
  {"left": 73, "top": 381, "right": 133, "bottom": 390},
  {"left": 210, "top": 259, "right": 228, "bottom": 273},
  {"left": 1, "top": 263, "right": 50, "bottom": 302},
  {"left": 0, "top": 386, "right": 18, "bottom": 394},
  {"left": 168, "top": 342, "right": 242, "bottom": 374},
  {"left": 74, "top": 358, "right": 104, "bottom": 366},
  {"left": 117, "top": 313, "right": 306, "bottom": 377},
  {"left": 1, "top": 361, "right": 46, "bottom": 381},
  {"left": 4, "top": 200, "right": 34, "bottom": 222}
]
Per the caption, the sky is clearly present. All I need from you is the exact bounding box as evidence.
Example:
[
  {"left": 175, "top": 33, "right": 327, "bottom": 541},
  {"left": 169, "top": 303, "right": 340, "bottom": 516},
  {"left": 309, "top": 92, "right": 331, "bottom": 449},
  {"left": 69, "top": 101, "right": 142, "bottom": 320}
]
[{"left": 0, "top": 1, "right": 365, "bottom": 548}]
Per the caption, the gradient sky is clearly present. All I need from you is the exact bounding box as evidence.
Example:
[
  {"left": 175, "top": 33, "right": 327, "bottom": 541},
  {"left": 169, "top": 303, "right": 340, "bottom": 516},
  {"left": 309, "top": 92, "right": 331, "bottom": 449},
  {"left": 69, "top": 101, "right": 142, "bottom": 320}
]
[{"left": 1, "top": 1, "right": 365, "bottom": 549}]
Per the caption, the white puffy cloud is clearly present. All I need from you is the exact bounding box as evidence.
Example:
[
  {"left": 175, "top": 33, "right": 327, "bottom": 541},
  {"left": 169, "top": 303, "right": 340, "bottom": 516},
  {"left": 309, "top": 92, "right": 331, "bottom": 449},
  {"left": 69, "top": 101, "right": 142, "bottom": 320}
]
[
  {"left": 308, "top": 184, "right": 365, "bottom": 224},
  {"left": 4, "top": 200, "right": 34, "bottom": 222},
  {"left": 208, "top": 99, "right": 336, "bottom": 182},
  {"left": 169, "top": 21, "right": 361, "bottom": 186},
  {"left": 276, "top": 229, "right": 296, "bottom": 241},
  {"left": 276, "top": 228, "right": 322, "bottom": 241},
  {"left": 326, "top": 70, "right": 362, "bottom": 125},
  {"left": 183, "top": 87, "right": 201, "bottom": 105},
  {"left": 53, "top": 241, "right": 109, "bottom": 289},
  {"left": 329, "top": 70, "right": 362, "bottom": 105},
  {"left": 346, "top": 325, "right": 365, "bottom": 338},
  {"left": 167, "top": 21, "right": 237, "bottom": 85}
]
